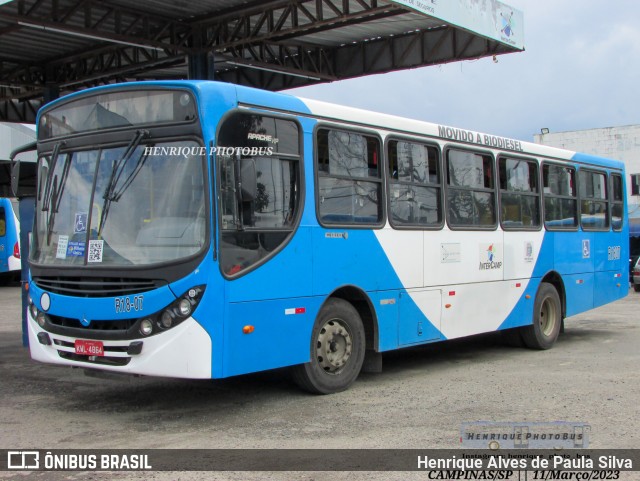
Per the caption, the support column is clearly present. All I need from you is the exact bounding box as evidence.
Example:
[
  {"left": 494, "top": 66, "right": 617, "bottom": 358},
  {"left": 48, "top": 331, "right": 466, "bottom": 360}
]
[
  {"left": 188, "top": 51, "right": 215, "bottom": 80},
  {"left": 187, "top": 27, "right": 215, "bottom": 80}
]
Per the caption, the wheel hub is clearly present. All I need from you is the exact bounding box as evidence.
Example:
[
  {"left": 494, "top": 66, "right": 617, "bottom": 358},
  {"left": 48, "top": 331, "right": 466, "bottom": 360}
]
[
  {"left": 316, "top": 319, "right": 353, "bottom": 374},
  {"left": 539, "top": 297, "right": 557, "bottom": 337}
]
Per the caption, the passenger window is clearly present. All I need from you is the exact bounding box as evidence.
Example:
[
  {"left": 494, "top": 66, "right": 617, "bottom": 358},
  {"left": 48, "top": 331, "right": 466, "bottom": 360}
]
[
  {"left": 387, "top": 140, "right": 442, "bottom": 227},
  {"left": 499, "top": 157, "right": 540, "bottom": 229},
  {"left": 316, "top": 129, "right": 383, "bottom": 226},
  {"left": 579, "top": 170, "right": 609, "bottom": 230},
  {"left": 611, "top": 173, "right": 623, "bottom": 231},
  {"left": 543, "top": 163, "right": 577, "bottom": 229},
  {"left": 446, "top": 149, "right": 496, "bottom": 228}
]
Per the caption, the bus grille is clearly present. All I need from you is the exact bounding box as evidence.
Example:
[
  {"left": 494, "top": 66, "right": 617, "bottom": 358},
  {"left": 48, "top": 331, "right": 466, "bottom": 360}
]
[
  {"left": 48, "top": 315, "right": 137, "bottom": 332},
  {"left": 32, "top": 277, "right": 165, "bottom": 297}
]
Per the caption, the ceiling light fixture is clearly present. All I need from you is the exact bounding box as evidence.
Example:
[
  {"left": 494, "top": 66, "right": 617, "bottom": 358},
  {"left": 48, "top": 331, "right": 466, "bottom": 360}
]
[{"left": 17, "top": 21, "right": 165, "bottom": 52}]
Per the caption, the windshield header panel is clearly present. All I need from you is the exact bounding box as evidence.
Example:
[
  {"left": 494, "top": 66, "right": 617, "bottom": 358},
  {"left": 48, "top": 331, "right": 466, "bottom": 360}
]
[{"left": 38, "top": 90, "right": 197, "bottom": 141}]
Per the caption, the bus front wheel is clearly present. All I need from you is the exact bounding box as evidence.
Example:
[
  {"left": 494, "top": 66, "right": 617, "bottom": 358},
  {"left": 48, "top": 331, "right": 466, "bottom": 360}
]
[
  {"left": 292, "top": 298, "right": 365, "bottom": 394},
  {"left": 522, "top": 282, "right": 562, "bottom": 350}
]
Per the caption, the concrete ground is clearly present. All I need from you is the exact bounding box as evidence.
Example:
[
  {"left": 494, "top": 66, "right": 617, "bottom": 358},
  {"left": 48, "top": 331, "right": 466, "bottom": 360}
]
[{"left": 0, "top": 284, "right": 638, "bottom": 480}]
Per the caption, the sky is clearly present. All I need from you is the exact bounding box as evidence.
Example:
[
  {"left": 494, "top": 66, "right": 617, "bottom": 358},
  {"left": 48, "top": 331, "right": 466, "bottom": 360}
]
[{"left": 287, "top": 0, "right": 640, "bottom": 143}]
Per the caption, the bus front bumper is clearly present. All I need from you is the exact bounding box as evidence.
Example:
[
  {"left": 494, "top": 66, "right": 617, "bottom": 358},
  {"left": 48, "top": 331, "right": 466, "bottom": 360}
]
[{"left": 27, "top": 312, "right": 213, "bottom": 379}]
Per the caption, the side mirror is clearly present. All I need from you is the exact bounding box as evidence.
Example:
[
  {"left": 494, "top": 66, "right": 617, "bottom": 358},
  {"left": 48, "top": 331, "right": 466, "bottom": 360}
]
[
  {"left": 10, "top": 160, "right": 21, "bottom": 197},
  {"left": 9, "top": 141, "right": 37, "bottom": 198}
]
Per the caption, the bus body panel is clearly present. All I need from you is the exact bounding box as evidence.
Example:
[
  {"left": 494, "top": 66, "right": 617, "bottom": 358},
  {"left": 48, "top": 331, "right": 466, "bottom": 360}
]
[
  {"left": 397, "top": 288, "right": 442, "bottom": 346},
  {"left": 498, "top": 276, "right": 543, "bottom": 330},
  {"left": 593, "top": 271, "right": 626, "bottom": 308},
  {"left": 223, "top": 296, "right": 321, "bottom": 377},
  {"left": 502, "top": 231, "right": 546, "bottom": 281},
  {"left": 224, "top": 227, "right": 313, "bottom": 303},
  {"left": 563, "top": 272, "right": 595, "bottom": 317}
]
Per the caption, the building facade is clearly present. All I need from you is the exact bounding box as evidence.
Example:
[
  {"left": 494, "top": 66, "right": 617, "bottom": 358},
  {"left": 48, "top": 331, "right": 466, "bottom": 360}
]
[
  {"left": 0, "top": 123, "right": 36, "bottom": 160},
  {"left": 534, "top": 125, "right": 640, "bottom": 214}
]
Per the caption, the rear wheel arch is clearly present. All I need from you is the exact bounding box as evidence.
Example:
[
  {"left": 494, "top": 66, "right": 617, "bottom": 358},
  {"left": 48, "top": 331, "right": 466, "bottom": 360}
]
[
  {"left": 522, "top": 280, "right": 563, "bottom": 350},
  {"left": 541, "top": 271, "right": 566, "bottom": 319},
  {"left": 329, "top": 285, "right": 378, "bottom": 352}
]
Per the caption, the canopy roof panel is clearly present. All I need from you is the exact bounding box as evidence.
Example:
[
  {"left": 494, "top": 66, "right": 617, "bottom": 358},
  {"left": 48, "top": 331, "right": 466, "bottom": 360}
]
[{"left": 0, "top": 0, "right": 524, "bottom": 122}]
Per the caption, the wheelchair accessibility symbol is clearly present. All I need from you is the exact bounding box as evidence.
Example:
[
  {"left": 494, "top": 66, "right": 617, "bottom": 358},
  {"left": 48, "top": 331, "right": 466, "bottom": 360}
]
[{"left": 74, "top": 212, "right": 88, "bottom": 234}]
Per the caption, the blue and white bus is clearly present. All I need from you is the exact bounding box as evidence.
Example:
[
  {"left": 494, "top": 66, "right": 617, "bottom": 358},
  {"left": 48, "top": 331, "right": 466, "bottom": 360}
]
[
  {"left": 0, "top": 197, "right": 21, "bottom": 281},
  {"left": 25, "top": 81, "right": 628, "bottom": 393}
]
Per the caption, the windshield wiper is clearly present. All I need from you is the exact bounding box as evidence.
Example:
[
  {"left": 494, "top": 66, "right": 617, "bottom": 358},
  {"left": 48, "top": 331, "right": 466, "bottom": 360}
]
[
  {"left": 97, "top": 130, "right": 150, "bottom": 236},
  {"left": 45, "top": 152, "right": 72, "bottom": 245},
  {"left": 41, "top": 141, "right": 65, "bottom": 212}
]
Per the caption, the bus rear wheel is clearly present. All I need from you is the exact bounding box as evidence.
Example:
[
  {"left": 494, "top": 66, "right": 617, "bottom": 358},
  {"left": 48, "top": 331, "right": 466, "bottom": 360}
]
[
  {"left": 292, "top": 298, "right": 365, "bottom": 394},
  {"left": 522, "top": 282, "right": 562, "bottom": 350}
]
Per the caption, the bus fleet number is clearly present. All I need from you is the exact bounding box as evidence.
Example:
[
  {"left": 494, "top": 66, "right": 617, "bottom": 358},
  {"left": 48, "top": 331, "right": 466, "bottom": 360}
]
[{"left": 115, "top": 295, "right": 144, "bottom": 314}]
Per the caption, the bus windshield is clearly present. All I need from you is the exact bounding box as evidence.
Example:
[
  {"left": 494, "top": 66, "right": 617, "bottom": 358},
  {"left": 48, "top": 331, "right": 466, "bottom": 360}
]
[{"left": 31, "top": 140, "right": 207, "bottom": 267}]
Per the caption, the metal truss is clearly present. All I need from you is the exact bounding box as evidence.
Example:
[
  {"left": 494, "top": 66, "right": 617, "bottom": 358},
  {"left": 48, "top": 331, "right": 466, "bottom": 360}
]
[{"left": 0, "top": 0, "right": 520, "bottom": 122}]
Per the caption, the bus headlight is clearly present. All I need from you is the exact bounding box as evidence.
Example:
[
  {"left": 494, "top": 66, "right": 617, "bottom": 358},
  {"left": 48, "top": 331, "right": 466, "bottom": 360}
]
[
  {"left": 135, "top": 286, "right": 205, "bottom": 336},
  {"left": 36, "top": 311, "right": 47, "bottom": 328},
  {"left": 178, "top": 298, "right": 192, "bottom": 317},
  {"left": 29, "top": 301, "right": 39, "bottom": 320},
  {"left": 139, "top": 318, "right": 154, "bottom": 336},
  {"left": 160, "top": 310, "right": 173, "bottom": 329}
]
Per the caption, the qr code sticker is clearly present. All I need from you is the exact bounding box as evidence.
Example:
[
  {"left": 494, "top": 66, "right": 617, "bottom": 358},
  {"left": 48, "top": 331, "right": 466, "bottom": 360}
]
[{"left": 87, "top": 240, "right": 104, "bottom": 263}]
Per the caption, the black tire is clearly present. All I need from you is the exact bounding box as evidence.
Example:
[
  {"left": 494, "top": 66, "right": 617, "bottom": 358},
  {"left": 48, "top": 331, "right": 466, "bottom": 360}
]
[
  {"left": 291, "top": 298, "right": 365, "bottom": 394},
  {"left": 522, "top": 282, "right": 562, "bottom": 350},
  {"left": 634, "top": 283, "right": 640, "bottom": 292}
]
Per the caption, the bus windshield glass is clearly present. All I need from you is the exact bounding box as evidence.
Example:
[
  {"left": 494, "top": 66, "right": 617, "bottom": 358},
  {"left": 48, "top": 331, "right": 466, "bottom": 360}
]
[{"left": 31, "top": 141, "right": 207, "bottom": 267}]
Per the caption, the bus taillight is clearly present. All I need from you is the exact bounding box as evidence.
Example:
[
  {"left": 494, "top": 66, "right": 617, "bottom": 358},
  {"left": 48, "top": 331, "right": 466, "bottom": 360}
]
[{"left": 13, "top": 241, "right": 20, "bottom": 259}]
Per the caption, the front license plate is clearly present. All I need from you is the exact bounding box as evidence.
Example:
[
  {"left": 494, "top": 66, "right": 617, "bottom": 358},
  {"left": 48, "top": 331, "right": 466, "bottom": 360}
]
[{"left": 74, "top": 339, "right": 104, "bottom": 357}]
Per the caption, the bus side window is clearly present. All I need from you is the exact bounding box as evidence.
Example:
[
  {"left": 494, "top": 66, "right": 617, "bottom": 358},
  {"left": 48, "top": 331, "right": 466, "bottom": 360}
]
[
  {"left": 498, "top": 156, "right": 540, "bottom": 230},
  {"left": 446, "top": 149, "right": 496, "bottom": 228},
  {"left": 543, "top": 163, "right": 578, "bottom": 230},
  {"left": 611, "top": 173, "right": 623, "bottom": 231},
  {"left": 387, "top": 140, "right": 442, "bottom": 228},
  {"left": 316, "top": 128, "right": 383, "bottom": 226},
  {"left": 0, "top": 207, "right": 5, "bottom": 236},
  {"left": 578, "top": 169, "right": 609, "bottom": 230}
]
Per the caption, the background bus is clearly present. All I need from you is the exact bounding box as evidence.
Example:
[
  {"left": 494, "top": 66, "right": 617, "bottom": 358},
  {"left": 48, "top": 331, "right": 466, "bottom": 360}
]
[
  {"left": 23, "top": 81, "right": 628, "bottom": 394},
  {"left": 0, "top": 197, "right": 20, "bottom": 283}
]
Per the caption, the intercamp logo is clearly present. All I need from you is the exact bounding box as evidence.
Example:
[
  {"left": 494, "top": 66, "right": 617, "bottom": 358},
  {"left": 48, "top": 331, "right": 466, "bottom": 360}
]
[{"left": 7, "top": 451, "right": 39, "bottom": 469}]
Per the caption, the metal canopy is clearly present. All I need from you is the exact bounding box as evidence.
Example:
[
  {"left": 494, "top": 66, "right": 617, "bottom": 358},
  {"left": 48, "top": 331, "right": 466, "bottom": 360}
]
[{"left": 0, "top": 0, "right": 524, "bottom": 123}]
